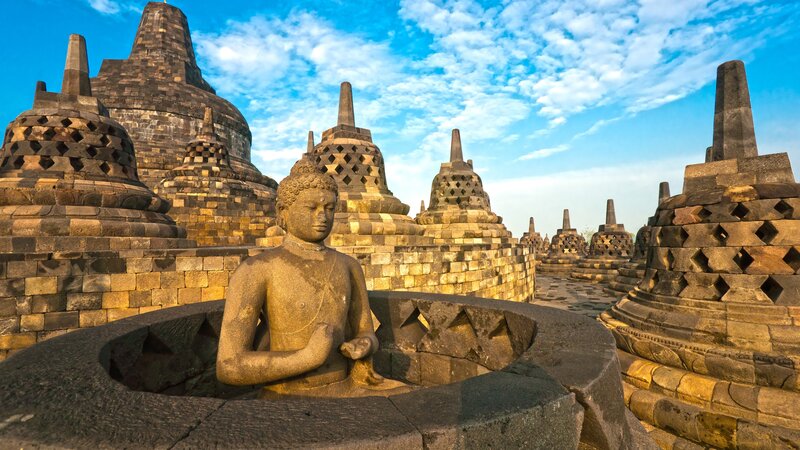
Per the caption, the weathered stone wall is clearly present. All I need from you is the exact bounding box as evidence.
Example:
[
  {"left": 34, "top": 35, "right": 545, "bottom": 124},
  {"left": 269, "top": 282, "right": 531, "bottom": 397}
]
[{"left": 0, "top": 244, "right": 534, "bottom": 360}]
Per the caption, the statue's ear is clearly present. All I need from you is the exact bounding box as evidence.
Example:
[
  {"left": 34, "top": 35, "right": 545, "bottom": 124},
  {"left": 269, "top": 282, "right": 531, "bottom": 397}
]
[{"left": 276, "top": 209, "right": 287, "bottom": 230}]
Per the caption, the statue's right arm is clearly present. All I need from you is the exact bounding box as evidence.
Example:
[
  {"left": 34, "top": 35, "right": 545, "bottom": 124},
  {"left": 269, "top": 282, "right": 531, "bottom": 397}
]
[{"left": 215, "top": 260, "right": 333, "bottom": 385}]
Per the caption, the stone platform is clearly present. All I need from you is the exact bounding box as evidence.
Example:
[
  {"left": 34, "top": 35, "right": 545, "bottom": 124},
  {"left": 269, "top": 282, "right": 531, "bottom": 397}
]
[
  {"left": 534, "top": 275, "right": 620, "bottom": 318},
  {"left": 0, "top": 291, "right": 653, "bottom": 449}
]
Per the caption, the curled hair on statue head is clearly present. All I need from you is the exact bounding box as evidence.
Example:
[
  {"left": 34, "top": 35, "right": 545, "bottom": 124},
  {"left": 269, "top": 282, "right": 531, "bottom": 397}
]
[{"left": 276, "top": 159, "right": 339, "bottom": 228}]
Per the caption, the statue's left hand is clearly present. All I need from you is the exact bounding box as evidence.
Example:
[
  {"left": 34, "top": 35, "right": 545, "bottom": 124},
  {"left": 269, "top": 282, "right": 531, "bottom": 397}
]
[{"left": 339, "top": 336, "right": 372, "bottom": 360}]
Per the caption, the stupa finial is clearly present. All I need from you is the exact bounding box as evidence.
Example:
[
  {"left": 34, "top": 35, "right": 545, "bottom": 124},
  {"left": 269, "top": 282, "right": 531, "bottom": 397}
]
[
  {"left": 658, "top": 181, "right": 671, "bottom": 204},
  {"left": 710, "top": 60, "right": 758, "bottom": 161},
  {"left": 307, "top": 131, "right": 315, "bottom": 153},
  {"left": 450, "top": 129, "right": 463, "bottom": 162},
  {"left": 62, "top": 34, "right": 91, "bottom": 97},
  {"left": 605, "top": 199, "right": 617, "bottom": 225},
  {"left": 528, "top": 217, "right": 535, "bottom": 234},
  {"left": 562, "top": 209, "right": 571, "bottom": 230},
  {"left": 198, "top": 106, "right": 216, "bottom": 140},
  {"left": 420, "top": 200, "right": 426, "bottom": 213},
  {"left": 337, "top": 81, "right": 355, "bottom": 127}
]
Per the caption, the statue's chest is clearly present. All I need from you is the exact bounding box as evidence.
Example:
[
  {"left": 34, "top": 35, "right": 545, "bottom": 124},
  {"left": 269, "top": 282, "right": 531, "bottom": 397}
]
[{"left": 265, "top": 257, "right": 351, "bottom": 336}]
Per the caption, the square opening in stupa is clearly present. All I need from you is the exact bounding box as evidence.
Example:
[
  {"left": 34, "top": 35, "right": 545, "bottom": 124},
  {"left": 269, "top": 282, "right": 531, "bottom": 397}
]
[{"left": 1, "top": 2, "right": 798, "bottom": 449}]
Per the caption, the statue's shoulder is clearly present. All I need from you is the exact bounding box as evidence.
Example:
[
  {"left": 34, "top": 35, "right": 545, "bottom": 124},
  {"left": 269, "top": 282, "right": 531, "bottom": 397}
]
[
  {"left": 236, "top": 248, "right": 283, "bottom": 272},
  {"left": 328, "top": 248, "right": 361, "bottom": 271}
]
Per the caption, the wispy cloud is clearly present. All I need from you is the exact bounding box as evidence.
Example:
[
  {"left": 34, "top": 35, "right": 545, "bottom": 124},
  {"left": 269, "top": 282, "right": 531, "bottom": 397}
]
[
  {"left": 86, "top": 0, "right": 139, "bottom": 15},
  {"left": 518, "top": 144, "right": 570, "bottom": 160}
]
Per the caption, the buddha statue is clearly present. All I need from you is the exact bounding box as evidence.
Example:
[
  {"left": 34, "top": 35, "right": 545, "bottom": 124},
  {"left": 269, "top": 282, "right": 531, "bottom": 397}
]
[{"left": 216, "top": 159, "right": 408, "bottom": 398}]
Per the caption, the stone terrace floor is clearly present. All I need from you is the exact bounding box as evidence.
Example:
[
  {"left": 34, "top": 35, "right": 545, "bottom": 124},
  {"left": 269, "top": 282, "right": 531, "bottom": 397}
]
[{"left": 533, "top": 275, "right": 620, "bottom": 318}]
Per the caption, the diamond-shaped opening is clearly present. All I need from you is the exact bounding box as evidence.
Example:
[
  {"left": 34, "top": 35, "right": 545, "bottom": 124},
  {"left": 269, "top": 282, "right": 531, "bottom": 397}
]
[
  {"left": 358, "top": 176, "right": 366, "bottom": 185},
  {"left": 111, "top": 150, "right": 121, "bottom": 162},
  {"left": 69, "top": 130, "right": 82, "bottom": 142},
  {"left": 86, "top": 146, "right": 98, "bottom": 158},
  {"left": 42, "top": 128, "right": 55, "bottom": 140},
  {"left": 39, "top": 156, "right": 54, "bottom": 169},
  {"left": 712, "top": 224, "right": 728, "bottom": 244},
  {"left": 327, "top": 154, "right": 336, "bottom": 163},
  {"left": 86, "top": 121, "right": 97, "bottom": 131},
  {"left": 342, "top": 175, "right": 351, "bottom": 185},
  {"left": 455, "top": 181, "right": 461, "bottom": 188},
  {"left": 731, "top": 203, "right": 749, "bottom": 220},
  {"left": 761, "top": 276, "right": 783, "bottom": 303},
  {"left": 698, "top": 207, "right": 712, "bottom": 220},
  {"left": 666, "top": 249, "right": 675, "bottom": 270},
  {"left": 60, "top": 118, "right": 72, "bottom": 127},
  {"left": 69, "top": 157, "right": 84, "bottom": 172},
  {"left": 0, "top": 157, "right": 7, "bottom": 167},
  {"left": 713, "top": 276, "right": 730, "bottom": 299},
  {"left": 692, "top": 250, "right": 710, "bottom": 272},
  {"left": 449, "top": 189, "right": 456, "bottom": 196},
  {"left": 56, "top": 142, "right": 69, "bottom": 155},
  {"left": 315, "top": 156, "right": 322, "bottom": 164},
  {"left": 655, "top": 228, "right": 663, "bottom": 245},
  {"left": 334, "top": 165, "right": 344, "bottom": 174},
  {"left": 343, "top": 154, "right": 352, "bottom": 163},
  {"left": 755, "top": 221, "right": 778, "bottom": 244},
  {"left": 358, "top": 154, "right": 366, "bottom": 163},
  {"left": 775, "top": 200, "right": 793, "bottom": 219},
  {"left": 99, "top": 161, "right": 111, "bottom": 174},
  {"left": 733, "top": 248, "right": 754, "bottom": 272},
  {"left": 783, "top": 247, "right": 800, "bottom": 272},
  {"left": 30, "top": 141, "right": 42, "bottom": 153},
  {"left": 142, "top": 333, "right": 173, "bottom": 355},
  {"left": 36, "top": 116, "right": 48, "bottom": 125},
  {"left": 336, "top": 145, "right": 344, "bottom": 151},
  {"left": 99, "top": 135, "right": 110, "bottom": 147},
  {"left": 23, "top": 127, "right": 33, "bottom": 139},
  {"left": 447, "top": 310, "right": 478, "bottom": 340},
  {"left": 648, "top": 271, "right": 660, "bottom": 290},
  {"left": 400, "top": 308, "right": 429, "bottom": 333},
  {"left": 676, "top": 275, "right": 688, "bottom": 296},
  {"left": 106, "top": 126, "right": 116, "bottom": 136},
  {"left": 680, "top": 227, "right": 689, "bottom": 245},
  {"left": 352, "top": 165, "right": 359, "bottom": 174},
  {"left": 13, "top": 156, "right": 25, "bottom": 169}
]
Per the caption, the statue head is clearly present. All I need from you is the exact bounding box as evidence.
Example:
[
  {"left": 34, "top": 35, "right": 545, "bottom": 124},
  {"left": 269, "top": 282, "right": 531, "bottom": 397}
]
[{"left": 276, "top": 159, "right": 339, "bottom": 243}]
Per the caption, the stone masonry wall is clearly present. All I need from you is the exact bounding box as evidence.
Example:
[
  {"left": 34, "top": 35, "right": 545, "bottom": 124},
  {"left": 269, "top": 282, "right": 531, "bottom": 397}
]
[{"left": 0, "top": 245, "right": 534, "bottom": 360}]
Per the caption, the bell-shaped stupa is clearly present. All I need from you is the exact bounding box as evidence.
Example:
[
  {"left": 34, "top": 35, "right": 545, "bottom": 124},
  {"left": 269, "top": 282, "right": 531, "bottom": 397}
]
[
  {"left": 154, "top": 107, "right": 276, "bottom": 246},
  {"left": 538, "top": 209, "right": 588, "bottom": 275},
  {"left": 520, "top": 217, "right": 548, "bottom": 256},
  {"left": 606, "top": 182, "right": 670, "bottom": 298},
  {"left": 571, "top": 199, "right": 633, "bottom": 283},
  {"left": 0, "top": 34, "right": 191, "bottom": 252},
  {"left": 91, "top": 1, "right": 277, "bottom": 199},
  {"left": 307, "top": 82, "right": 425, "bottom": 246},
  {"left": 601, "top": 60, "right": 800, "bottom": 447},
  {"left": 415, "top": 129, "right": 512, "bottom": 244}
]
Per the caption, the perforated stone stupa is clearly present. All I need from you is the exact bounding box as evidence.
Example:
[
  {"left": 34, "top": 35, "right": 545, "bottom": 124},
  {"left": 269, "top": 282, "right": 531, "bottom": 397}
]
[
  {"left": 154, "top": 107, "right": 276, "bottom": 246},
  {"left": 415, "top": 129, "right": 512, "bottom": 244},
  {"left": 307, "top": 82, "right": 426, "bottom": 246},
  {"left": 91, "top": 1, "right": 277, "bottom": 198},
  {"left": 0, "top": 34, "right": 191, "bottom": 253},
  {"left": 571, "top": 199, "right": 633, "bottom": 283},
  {"left": 520, "top": 217, "right": 548, "bottom": 257},
  {"left": 538, "top": 209, "right": 587, "bottom": 275},
  {"left": 606, "top": 182, "right": 670, "bottom": 298},
  {"left": 601, "top": 60, "right": 800, "bottom": 448}
]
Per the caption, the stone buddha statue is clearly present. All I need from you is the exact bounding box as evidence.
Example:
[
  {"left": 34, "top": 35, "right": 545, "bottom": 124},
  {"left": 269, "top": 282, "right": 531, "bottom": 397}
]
[{"left": 216, "top": 159, "right": 407, "bottom": 398}]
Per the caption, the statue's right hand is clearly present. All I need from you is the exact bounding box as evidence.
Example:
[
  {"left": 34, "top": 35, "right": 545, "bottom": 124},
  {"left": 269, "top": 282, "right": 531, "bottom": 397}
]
[{"left": 304, "top": 323, "right": 334, "bottom": 367}]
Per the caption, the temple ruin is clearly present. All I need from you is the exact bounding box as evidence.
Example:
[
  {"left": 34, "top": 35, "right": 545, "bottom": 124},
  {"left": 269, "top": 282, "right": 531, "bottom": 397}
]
[
  {"left": 571, "top": 199, "right": 633, "bottom": 283},
  {"left": 520, "top": 217, "right": 548, "bottom": 257},
  {"left": 538, "top": 209, "right": 588, "bottom": 275}
]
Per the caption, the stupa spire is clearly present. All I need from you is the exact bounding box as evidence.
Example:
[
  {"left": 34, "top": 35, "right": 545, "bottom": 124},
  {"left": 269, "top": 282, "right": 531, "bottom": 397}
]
[
  {"left": 562, "top": 209, "right": 571, "bottom": 230},
  {"left": 605, "top": 199, "right": 617, "bottom": 225},
  {"left": 528, "top": 217, "right": 535, "bottom": 234},
  {"left": 337, "top": 82, "right": 355, "bottom": 127},
  {"left": 307, "top": 131, "right": 315, "bottom": 153},
  {"left": 420, "top": 200, "right": 426, "bottom": 213},
  {"left": 710, "top": 60, "right": 758, "bottom": 161},
  {"left": 62, "top": 34, "right": 91, "bottom": 97},
  {"left": 658, "top": 181, "right": 670, "bottom": 204},
  {"left": 197, "top": 106, "right": 216, "bottom": 141},
  {"left": 450, "top": 129, "right": 464, "bottom": 162}
]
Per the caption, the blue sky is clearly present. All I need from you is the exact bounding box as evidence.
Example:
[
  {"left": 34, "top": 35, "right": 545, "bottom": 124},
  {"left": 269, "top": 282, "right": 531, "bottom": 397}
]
[{"left": 4, "top": 0, "right": 800, "bottom": 236}]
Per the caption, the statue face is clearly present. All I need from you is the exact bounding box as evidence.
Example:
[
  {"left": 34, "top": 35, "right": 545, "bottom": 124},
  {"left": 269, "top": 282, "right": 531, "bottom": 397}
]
[{"left": 282, "top": 188, "right": 336, "bottom": 242}]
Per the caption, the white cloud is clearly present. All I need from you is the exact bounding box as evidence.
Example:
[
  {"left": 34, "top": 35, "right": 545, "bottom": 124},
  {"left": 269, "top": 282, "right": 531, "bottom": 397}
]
[
  {"left": 86, "top": 0, "right": 139, "bottom": 15},
  {"left": 518, "top": 144, "right": 570, "bottom": 160}
]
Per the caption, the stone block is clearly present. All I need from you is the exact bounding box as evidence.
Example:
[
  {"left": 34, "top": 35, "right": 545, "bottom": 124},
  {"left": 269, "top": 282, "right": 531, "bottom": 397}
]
[
  {"left": 111, "top": 273, "right": 137, "bottom": 291},
  {"left": 83, "top": 274, "right": 112, "bottom": 292},
  {"left": 129, "top": 291, "right": 152, "bottom": 308},
  {"left": 152, "top": 289, "right": 178, "bottom": 306},
  {"left": 178, "top": 287, "right": 202, "bottom": 304},
  {"left": 66, "top": 293, "right": 102, "bottom": 310},
  {"left": 107, "top": 308, "right": 138, "bottom": 322},
  {"left": 185, "top": 271, "right": 208, "bottom": 288},
  {"left": 201, "top": 287, "right": 225, "bottom": 301},
  {"left": 136, "top": 272, "right": 161, "bottom": 290},
  {"left": 19, "top": 314, "right": 44, "bottom": 332},
  {"left": 25, "top": 277, "right": 58, "bottom": 295},
  {"left": 102, "top": 292, "right": 130, "bottom": 309},
  {"left": 44, "top": 311, "right": 80, "bottom": 330},
  {"left": 79, "top": 309, "right": 107, "bottom": 327}
]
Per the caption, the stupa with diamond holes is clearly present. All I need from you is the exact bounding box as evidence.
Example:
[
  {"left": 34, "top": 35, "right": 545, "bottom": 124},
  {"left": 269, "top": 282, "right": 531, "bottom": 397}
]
[
  {"left": 154, "top": 107, "right": 276, "bottom": 246},
  {"left": 538, "top": 209, "right": 588, "bottom": 275},
  {"left": 571, "top": 199, "right": 633, "bottom": 283},
  {"left": 520, "top": 217, "right": 548, "bottom": 257},
  {"left": 91, "top": 1, "right": 277, "bottom": 200},
  {"left": 0, "top": 34, "right": 191, "bottom": 253},
  {"left": 415, "top": 129, "right": 512, "bottom": 245},
  {"left": 606, "top": 182, "right": 670, "bottom": 298},
  {"left": 306, "top": 82, "right": 426, "bottom": 246},
  {"left": 600, "top": 60, "right": 800, "bottom": 448}
]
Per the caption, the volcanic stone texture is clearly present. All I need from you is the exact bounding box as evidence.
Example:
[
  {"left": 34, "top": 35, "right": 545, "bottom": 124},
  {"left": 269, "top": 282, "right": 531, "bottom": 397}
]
[
  {"left": 91, "top": 2, "right": 277, "bottom": 195},
  {"left": 601, "top": 60, "right": 800, "bottom": 448}
]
